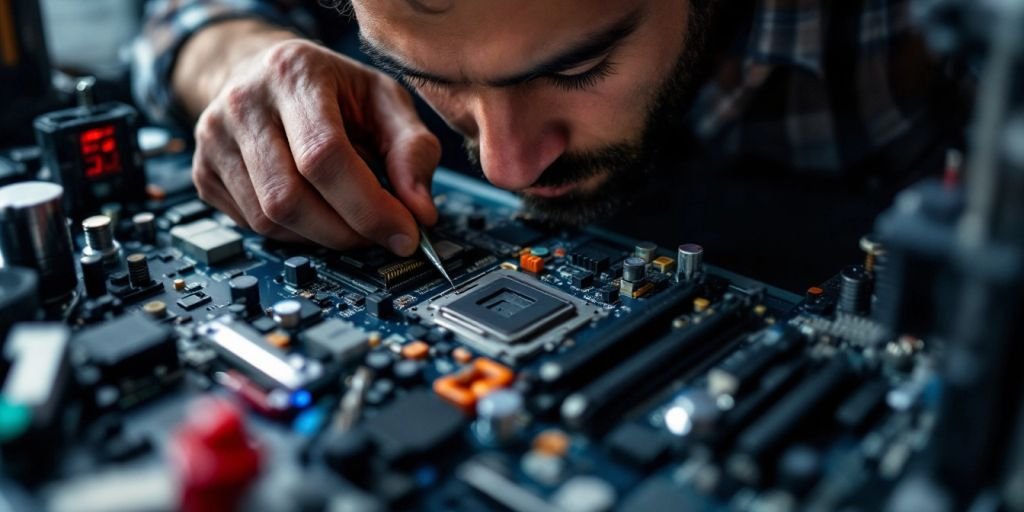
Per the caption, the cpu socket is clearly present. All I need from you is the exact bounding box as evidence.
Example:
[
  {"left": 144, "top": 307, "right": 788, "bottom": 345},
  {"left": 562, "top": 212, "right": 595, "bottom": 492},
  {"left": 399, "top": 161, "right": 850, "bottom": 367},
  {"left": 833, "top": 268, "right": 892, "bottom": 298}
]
[{"left": 412, "top": 270, "right": 604, "bottom": 364}]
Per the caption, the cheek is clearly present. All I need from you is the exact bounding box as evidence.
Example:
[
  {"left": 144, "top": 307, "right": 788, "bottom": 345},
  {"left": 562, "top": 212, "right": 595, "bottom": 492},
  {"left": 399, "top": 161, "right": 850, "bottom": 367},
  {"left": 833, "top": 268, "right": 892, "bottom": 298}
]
[{"left": 550, "top": 76, "right": 656, "bottom": 147}]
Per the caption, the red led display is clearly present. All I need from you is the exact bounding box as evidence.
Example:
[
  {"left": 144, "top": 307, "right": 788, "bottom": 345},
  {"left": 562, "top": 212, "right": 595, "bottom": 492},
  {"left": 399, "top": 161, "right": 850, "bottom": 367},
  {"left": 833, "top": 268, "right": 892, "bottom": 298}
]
[{"left": 79, "top": 125, "right": 122, "bottom": 179}]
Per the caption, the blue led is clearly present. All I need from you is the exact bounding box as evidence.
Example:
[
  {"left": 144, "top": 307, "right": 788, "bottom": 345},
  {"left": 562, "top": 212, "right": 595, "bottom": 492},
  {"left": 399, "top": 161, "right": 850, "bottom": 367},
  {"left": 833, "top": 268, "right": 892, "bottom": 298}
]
[{"left": 291, "top": 389, "right": 312, "bottom": 409}]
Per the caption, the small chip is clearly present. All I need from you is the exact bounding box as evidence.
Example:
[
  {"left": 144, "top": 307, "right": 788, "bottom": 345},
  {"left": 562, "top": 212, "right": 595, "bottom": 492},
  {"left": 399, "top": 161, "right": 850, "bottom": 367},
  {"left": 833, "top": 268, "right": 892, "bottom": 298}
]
[
  {"left": 362, "top": 390, "right": 467, "bottom": 467},
  {"left": 401, "top": 341, "right": 430, "bottom": 360},
  {"left": 172, "top": 278, "right": 185, "bottom": 291},
  {"left": 499, "top": 262, "right": 518, "bottom": 271},
  {"left": 693, "top": 297, "right": 710, "bottom": 313},
  {"left": 300, "top": 319, "right": 369, "bottom": 363},
  {"left": 571, "top": 271, "right": 594, "bottom": 289},
  {"left": 176, "top": 291, "right": 211, "bottom": 311},
  {"left": 754, "top": 304, "right": 768, "bottom": 316},
  {"left": 265, "top": 330, "right": 291, "bottom": 348},
  {"left": 452, "top": 347, "right": 473, "bottom": 364},
  {"left": 652, "top": 256, "right": 675, "bottom": 273},
  {"left": 533, "top": 429, "right": 570, "bottom": 457}
]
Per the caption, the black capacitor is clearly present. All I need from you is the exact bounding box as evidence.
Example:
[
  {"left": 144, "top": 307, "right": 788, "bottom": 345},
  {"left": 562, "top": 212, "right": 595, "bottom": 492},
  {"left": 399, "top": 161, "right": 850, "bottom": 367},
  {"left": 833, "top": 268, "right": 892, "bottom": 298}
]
[
  {"left": 393, "top": 360, "right": 422, "bottom": 386},
  {"left": 367, "top": 293, "right": 392, "bottom": 318},
  {"left": 284, "top": 256, "right": 315, "bottom": 288},
  {"left": 229, "top": 275, "right": 261, "bottom": 313},
  {"left": 365, "top": 351, "right": 394, "bottom": 375},
  {"left": 80, "top": 252, "right": 106, "bottom": 298},
  {"left": 125, "top": 253, "right": 152, "bottom": 288},
  {"left": 0, "top": 182, "right": 78, "bottom": 304},
  {"left": 622, "top": 257, "right": 646, "bottom": 282},
  {"left": 0, "top": 266, "right": 38, "bottom": 341},
  {"left": 838, "top": 265, "right": 872, "bottom": 315},
  {"left": 132, "top": 212, "right": 157, "bottom": 245}
]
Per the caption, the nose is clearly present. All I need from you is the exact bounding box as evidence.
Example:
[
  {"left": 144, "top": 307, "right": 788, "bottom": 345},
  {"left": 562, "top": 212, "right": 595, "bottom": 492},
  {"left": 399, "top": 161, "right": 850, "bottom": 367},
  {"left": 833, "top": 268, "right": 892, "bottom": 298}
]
[{"left": 472, "top": 91, "right": 567, "bottom": 190}]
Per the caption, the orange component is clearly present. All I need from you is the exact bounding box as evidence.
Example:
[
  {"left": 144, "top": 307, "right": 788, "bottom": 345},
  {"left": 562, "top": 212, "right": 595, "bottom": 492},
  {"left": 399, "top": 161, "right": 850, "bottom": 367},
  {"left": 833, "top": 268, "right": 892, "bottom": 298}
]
[
  {"left": 433, "top": 358, "right": 515, "bottom": 413},
  {"left": 265, "top": 331, "right": 290, "bottom": 348},
  {"left": 519, "top": 254, "right": 544, "bottom": 273},
  {"left": 401, "top": 340, "right": 430, "bottom": 360},
  {"left": 146, "top": 184, "right": 167, "bottom": 201},
  {"left": 452, "top": 347, "right": 473, "bottom": 364},
  {"left": 533, "top": 430, "right": 570, "bottom": 456},
  {"left": 807, "top": 286, "right": 824, "bottom": 297},
  {"left": 554, "top": 247, "right": 567, "bottom": 258}
]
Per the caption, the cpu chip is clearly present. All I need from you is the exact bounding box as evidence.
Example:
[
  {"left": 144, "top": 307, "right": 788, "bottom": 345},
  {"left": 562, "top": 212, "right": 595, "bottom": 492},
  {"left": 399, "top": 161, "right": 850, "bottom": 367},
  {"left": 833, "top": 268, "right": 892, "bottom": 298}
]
[{"left": 412, "top": 270, "right": 604, "bottom": 364}]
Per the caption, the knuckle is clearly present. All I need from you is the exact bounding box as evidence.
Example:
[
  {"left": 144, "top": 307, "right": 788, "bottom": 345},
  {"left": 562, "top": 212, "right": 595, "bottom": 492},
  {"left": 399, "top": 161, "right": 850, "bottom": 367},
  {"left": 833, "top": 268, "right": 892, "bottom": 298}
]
[
  {"left": 247, "top": 212, "right": 278, "bottom": 236},
  {"left": 261, "top": 186, "right": 301, "bottom": 226},
  {"left": 293, "top": 132, "right": 343, "bottom": 181},
  {"left": 265, "top": 40, "right": 315, "bottom": 78},
  {"left": 222, "top": 84, "right": 258, "bottom": 120}
]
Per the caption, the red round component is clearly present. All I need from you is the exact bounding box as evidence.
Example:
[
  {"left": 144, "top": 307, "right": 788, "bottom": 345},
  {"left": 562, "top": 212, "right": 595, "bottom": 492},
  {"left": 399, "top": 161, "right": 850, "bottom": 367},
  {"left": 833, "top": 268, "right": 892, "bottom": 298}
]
[{"left": 170, "top": 398, "right": 261, "bottom": 512}]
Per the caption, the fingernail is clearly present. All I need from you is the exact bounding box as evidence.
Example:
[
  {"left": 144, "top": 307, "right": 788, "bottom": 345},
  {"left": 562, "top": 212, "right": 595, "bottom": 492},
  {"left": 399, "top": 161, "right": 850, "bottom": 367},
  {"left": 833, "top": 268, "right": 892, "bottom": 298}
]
[{"left": 388, "top": 233, "right": 415, "bottom": 256}]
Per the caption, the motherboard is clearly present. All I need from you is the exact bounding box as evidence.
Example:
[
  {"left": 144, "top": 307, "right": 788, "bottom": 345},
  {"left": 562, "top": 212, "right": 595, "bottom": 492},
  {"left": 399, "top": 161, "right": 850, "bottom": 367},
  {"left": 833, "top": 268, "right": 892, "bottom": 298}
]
[{"left": 0, "top": 169, "right": 937, "bottom": 512}]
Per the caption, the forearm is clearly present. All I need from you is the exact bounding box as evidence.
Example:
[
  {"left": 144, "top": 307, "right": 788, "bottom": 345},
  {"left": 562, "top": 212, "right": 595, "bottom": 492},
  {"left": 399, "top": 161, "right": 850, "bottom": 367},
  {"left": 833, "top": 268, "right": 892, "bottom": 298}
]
[{"left": 172, "top": 18, "right": 300, "bottom": 118}]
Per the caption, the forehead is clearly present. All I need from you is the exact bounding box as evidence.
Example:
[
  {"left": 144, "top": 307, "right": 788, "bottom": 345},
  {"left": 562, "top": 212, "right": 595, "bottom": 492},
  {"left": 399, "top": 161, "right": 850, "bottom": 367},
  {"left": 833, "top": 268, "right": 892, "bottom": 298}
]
[{"left": 351, "top": 0, "right": 642, "bottom": 80}]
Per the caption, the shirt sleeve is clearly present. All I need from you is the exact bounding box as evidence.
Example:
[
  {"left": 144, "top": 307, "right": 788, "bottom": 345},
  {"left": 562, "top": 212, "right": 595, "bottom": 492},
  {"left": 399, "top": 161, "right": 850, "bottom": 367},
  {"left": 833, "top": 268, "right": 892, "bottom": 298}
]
[{"left": 130, "top": 0, "right": 318, "bottom": 130}]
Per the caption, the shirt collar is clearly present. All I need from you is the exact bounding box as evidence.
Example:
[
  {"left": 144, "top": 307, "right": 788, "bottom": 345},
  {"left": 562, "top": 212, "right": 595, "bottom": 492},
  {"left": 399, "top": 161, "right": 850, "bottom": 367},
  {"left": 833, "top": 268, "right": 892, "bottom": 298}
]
[{"left": 745, "top": 0, "right": 826, "bottom": 76}]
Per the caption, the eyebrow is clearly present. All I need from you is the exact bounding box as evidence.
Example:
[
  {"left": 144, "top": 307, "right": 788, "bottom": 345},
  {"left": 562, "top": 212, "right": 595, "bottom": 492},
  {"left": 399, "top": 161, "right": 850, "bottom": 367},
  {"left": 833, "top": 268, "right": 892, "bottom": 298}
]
[{"left": 359, "top": 8, "right": 643, "bottom": 88}]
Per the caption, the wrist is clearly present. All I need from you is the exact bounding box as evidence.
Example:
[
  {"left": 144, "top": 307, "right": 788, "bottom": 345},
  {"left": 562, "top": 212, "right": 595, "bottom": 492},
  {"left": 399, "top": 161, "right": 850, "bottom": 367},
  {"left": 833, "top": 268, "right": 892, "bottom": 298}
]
[{"left": 174, "top": 19, "right": 299, "bottom": 118}]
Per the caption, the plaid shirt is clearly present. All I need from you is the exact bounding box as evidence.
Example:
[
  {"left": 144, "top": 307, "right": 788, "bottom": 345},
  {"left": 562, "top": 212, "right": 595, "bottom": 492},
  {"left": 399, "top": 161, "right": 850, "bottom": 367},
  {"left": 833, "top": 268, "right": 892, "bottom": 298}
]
[{"left": 132, "top": 0, "right": 964, "bottom": 173}]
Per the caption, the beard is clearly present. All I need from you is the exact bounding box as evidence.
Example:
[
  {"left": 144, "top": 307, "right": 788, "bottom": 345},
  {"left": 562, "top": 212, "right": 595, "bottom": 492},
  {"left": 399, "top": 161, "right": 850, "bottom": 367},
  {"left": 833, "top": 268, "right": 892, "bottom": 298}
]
[{"left": 463, "top": 1, "right": 722, "bottom": 225}]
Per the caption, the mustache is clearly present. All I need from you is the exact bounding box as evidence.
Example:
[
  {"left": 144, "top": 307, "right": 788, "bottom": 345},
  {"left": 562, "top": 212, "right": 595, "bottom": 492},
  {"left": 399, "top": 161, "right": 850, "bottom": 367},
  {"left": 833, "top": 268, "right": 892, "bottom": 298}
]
[{"left": 463, "top": 139, "right": 643, "bottom": 189}]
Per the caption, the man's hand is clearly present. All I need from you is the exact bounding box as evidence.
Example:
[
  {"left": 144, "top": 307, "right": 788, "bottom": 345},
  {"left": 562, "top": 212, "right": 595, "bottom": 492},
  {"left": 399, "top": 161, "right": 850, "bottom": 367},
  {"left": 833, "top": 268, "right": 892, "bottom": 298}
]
[{"left": 175, "top": 22, "right": 440, "bottom": 255}]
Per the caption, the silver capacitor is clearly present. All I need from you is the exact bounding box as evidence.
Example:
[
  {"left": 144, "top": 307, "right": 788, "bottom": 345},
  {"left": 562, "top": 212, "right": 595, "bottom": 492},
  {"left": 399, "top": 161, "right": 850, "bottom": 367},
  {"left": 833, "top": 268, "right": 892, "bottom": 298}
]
[
  {"left": 622, "top": 256, "right": 646, "bottom": 283},
  {"left": 634, "top": 241, "right": 657, "bottom": 262},
  {"left": 81, "top": 215, "right": 121, "bottom": 267},
  {"left": 272, "top": 299, "right": 302, "bottom": 328},
  {"left": 677, "top": 243, "right": 704, "bottom": 282},
  {"left": 474, "top": 389, "right": 525, "bottom": 445},
  {"left": 0, "top": 182, "right": 78, "bottom": 304}
]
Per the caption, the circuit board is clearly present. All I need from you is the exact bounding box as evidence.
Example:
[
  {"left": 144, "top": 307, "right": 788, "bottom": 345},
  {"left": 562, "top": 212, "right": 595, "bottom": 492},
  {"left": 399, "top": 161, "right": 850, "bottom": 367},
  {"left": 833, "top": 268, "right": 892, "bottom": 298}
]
[{"left": 0, "top": 170, "right": 936, "bottom": 512}]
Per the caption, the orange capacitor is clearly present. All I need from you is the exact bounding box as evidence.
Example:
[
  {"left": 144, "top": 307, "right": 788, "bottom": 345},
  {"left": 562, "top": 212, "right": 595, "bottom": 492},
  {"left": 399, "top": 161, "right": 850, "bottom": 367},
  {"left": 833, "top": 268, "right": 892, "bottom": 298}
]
[
  {"left": 433, "top": 358, "right": 515, "bottom": 413},
  {"left": 452, "top": 347, "right": 473, "bottom": 364},
  {"left": 401, "top": 340, "right": 430, "bottom": 360},
  {"left": 520, "top": 254, "right": 544, "bottom": 273}
]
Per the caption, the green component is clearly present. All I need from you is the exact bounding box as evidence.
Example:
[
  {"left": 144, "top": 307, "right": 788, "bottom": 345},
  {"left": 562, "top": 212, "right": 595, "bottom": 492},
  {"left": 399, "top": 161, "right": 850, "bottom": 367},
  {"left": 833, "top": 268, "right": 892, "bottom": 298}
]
[
  {"left": 530, "top": 246, "right": 550, "bottom": 258},
  {"left": 0, "top": 400, "right": 31, "bottom": 442}
]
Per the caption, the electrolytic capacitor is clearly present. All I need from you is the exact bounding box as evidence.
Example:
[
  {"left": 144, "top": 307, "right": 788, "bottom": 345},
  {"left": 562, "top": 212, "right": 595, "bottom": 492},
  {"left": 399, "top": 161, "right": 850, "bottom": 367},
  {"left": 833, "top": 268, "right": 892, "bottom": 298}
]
[
  {"left": 284, "top": 256, "right": 315, "bottom": 288},
  {"left": 132, "top": 212, "right": 157, "bottom": 245},
  {"left": 474, "top": 389, "right": 525, "bottom": 445},
  {"left": 125, "top": 253, "right": 152, "bottom": 288},
  {"left": 0, "top": 267, "right": 38, "bottom": 340},
  {"left": 81, "top": 214, "right": 121, "bottom": 267},
  {"left": 622, "top": 257, "right": 646, "bottom": 283},
  {"left": 838, "top": 265, "right": 872, "bottom": 315},
  {"left": 0, "top": 182, "right": 78, "bottom": 304},
  {"left": 272, "top": 299, "right": 302, "bottom": 328},
  {"left": 80, "top": 252, "right": 107, "bottom": 298},
  {"left": 229, "top": 275, "right": 261, "bottom": 314},
  {"left": 634, "top": 241, "right": 657, "bottom": 262},
  {"left": 677, "top": 244, "right": 704, "bottom": 282}
]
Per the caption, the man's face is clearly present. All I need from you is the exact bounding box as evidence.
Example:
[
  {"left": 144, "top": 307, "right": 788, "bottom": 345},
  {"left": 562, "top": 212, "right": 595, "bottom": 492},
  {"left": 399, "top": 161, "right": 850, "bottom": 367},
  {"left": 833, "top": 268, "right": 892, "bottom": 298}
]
[{"left": 352, "top": 0, "right": 701, "bottom": 224}]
